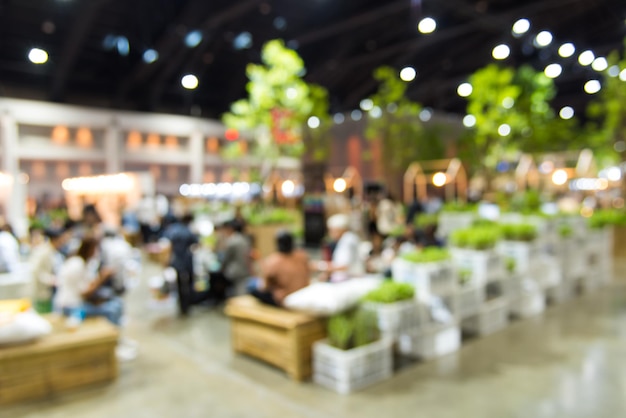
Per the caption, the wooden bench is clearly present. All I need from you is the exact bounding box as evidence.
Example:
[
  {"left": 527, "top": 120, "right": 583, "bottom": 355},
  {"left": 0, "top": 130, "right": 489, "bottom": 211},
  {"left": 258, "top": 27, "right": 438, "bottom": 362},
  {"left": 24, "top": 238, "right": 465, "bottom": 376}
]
[
  {"left": 224, "top": 295, "right": 326, "bottom": 381},
  {"left": 0, "top": 316, "right": 118, "bottom": 405}
]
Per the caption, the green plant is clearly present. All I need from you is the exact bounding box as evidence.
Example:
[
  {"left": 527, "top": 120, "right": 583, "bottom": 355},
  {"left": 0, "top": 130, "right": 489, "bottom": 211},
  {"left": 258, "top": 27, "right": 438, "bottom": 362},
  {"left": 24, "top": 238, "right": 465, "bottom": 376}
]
[
  {"left": 505, "top": 257, "right": 516, "bottom": 273},
  {"left": 458, "top": 268, "right": 472, "bottom": 286},
  {"left": 588, "top": 209, "right": 626, "bottom": 229},
  {"left": 362, "top": 281, "right": 415, "bottom": 304},
  {"left": 327, "top": 308, "right": 379, "bottom": 350},
  {"left": 415, "top": 213, "right": 438, "bottom": 229},
  {"left": 246, "top": 207, "right": 298, "bottom": 226},
  {"left": 442, "top": 201, "right": 477, "bottom": 213},
  {"left": 388, "top": 225, "right": 407, "bottom": 238},
  {"left": 450, "top": 226, "right": 501, "bottom": 250},
  {"left": 510, "top": 190, "right": 542, "bottom": 214},
  {"left": 558, "top": 224, "right": 574, "bottom": 238},
  {"left": 500, "top": 223, "right": 537, "bottom": 241},
  {"left": 401, "top": 247, "right": 450, "bottom": 264},
  {"left": 472, "top": 218, "right": 498, "bottom": 228}
]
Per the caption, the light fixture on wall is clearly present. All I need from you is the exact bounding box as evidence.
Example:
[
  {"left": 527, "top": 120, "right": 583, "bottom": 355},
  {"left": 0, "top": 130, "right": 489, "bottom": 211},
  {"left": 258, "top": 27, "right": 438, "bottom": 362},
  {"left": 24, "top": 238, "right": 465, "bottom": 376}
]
[
  {"left": 126, "top": 131, "right": 142, "bottom": 149},
  {"left": 78, "top": 163, "right": 92, "bottom": 176},
  {"left": 76, "top": 127, "right": 93, "bottom": 148},
  {"left": 51, "top": 125, "right": 69, "bottom": 145},
  {"left": 206, "top": 137, "right": 219, "bottom": 153},
  {"left": 146, "top": 133, "right": 160, "bottom": 148},
  {"left": 55, "top": 162, "right": 70, "bottom": 178},
  {"left": 164, "top": 135, "right": 179, "bottom": 149}
]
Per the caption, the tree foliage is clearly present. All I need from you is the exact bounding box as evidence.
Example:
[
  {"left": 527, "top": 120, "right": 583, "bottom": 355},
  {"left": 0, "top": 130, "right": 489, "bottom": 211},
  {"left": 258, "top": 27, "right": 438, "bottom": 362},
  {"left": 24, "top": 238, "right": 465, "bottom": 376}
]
[
  {"left": 222, "top": 39, "right": 330, "bottom": 164},
  {"left": 365, "top": 66, "right": 444, "bottom": 172}
]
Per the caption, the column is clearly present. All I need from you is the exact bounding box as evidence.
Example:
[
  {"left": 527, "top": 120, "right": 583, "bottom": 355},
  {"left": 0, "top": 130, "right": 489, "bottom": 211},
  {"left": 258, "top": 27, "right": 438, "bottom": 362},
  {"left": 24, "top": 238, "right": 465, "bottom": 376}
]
[
  {"left": 0, "top": 112, "right": 19, "bottom": 175},
  {"left": 189, "top": 130, "right": 203, "bottom": 184},
  {"left": 104, "top": 118, "right": 121, "bottom": 173},
  {"left": 0, "top": 112, "right": 27, "bottom": 235}
]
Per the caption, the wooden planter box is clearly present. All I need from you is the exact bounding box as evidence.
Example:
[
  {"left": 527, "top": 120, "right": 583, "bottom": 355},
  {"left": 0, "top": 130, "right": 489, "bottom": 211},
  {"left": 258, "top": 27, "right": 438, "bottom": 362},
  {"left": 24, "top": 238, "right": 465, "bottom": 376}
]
[
  {"left": 0, "top": 317, "right": 118, "bottom": 405},
  {"left": 224, "top": 295, "right": 326, "bottom": 382}
]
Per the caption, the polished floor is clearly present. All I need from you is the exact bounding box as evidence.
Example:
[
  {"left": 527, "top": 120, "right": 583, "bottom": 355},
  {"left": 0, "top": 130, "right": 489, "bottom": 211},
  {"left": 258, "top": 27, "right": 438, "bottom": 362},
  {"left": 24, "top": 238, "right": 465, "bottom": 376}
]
[{"left": 3, "top": 261, "right": 626, "bottom": 418}]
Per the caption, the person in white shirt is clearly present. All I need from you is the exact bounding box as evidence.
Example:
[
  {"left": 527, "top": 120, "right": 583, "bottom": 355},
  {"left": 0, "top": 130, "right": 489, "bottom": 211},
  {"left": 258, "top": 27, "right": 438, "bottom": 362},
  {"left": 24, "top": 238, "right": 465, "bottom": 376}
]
[
  {"left": 317, "top": 214, "right": 364, "bottom": 282},
  {"left": 29, "top": 228, "right": 69, "bottom": 313},
  {"left": 0, "top": 224, "right": 20, "bottom": 274},
  {"left": 54, "top": 237, "right": 122, "bottom": 326}
]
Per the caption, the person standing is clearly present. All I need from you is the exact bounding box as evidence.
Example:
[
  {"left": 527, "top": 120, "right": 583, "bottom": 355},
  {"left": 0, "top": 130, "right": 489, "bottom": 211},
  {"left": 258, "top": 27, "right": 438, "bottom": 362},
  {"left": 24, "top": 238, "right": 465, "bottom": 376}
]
[
  {"left": 29, "top": 228, "right": 69, "bottom": 313},
  {"left": 161, "top": 214, "right": 198, "bottom": 315},
  {"left": 317, "top": 214, "right": 364, "bottom": 282},
  {"left": 219, "top": 220, "right": 251, "bottom": 297}
]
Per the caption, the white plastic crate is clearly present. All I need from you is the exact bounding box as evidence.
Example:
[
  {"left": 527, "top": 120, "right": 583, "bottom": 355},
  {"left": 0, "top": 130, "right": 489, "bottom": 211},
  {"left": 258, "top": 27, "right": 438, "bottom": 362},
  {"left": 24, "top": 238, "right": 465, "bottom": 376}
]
[
  {"left": 450, "top": 248, "right": 506, "bottom": 286},
  {"left": 510, "top": 289, "right": 545, "bottom": 318},
  {"left": 496, "top": 240, "right": 540, "bottom": 274},
  {"left": 362, "top": 300, "right": 429, "bottom": 340},
  {"left": 451, "top": 284, "right": 485, "bottom": 320},
  {"left": 527, "top": 255, "right": 562, "bottom": 290},
  {"left": 437, "top": 212, "right": 476, "bottom": 239},
  {"left": 398, "top": 323, "right": 461, "bottom": 360},
  {"left": 313, "top": 338, "right": 393, "bottom": 394},
  {"left": 391, "top": 259, "right": 457, "bottom": 300},
  {"left": 555, "top": 237, "right": 588, "bottom": 281},
  {"left": 546, "top": 281, "right": 574, "bottom": 305},
  {"left": 462, "top": 297, "right": 509, "bottom": 336}
]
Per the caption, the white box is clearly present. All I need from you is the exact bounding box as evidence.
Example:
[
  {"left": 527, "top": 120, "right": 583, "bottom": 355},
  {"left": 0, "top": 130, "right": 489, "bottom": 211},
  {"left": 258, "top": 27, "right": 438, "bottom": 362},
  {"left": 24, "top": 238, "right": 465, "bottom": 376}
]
[
  {"left": 398, "top": 323, "right": 461, "bottom": 360},
  {"left": 313, "top": 338, "right": 393, "bottom": 394},
  {"left": 462, "top": 297, "right": 509, "bottom": 336},
  {"left": 510, "top": 290, "right": 545, "bottom": 318},
  {"left": 437, "top": 212, "right": 476, "bottom": 239},
  {"left": 497, "top": 240, "right": 540, "bottom": 274},
  {"left": 391, "top": 259, "right": 457, "bottom": 300},
  {"left": 362, "top": 300, "right": 429, "bottom": 340},
  {"left": 450, "top": 247, "right": 506, "bottom": 286},
  {"left": 451, "top": 285, "right": 485, "bottom": 320}
]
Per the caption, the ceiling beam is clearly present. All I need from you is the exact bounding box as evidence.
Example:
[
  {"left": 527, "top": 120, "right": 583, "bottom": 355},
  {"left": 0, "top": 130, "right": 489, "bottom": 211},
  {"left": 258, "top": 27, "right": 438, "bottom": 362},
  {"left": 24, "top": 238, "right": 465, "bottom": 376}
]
[{"left": 49, "top": 0, "right": 111, "bottom": 102}]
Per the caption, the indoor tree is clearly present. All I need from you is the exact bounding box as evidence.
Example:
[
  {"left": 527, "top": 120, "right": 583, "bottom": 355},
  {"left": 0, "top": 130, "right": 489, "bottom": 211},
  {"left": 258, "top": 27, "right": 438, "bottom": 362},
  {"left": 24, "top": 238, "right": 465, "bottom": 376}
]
[{"left": 222, "top": 39, "right": 330, "bottom": 177}]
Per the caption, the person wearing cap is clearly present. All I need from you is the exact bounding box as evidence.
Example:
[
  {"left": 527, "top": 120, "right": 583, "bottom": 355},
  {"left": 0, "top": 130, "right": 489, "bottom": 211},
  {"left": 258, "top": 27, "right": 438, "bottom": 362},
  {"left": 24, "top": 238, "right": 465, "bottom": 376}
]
[
  {"left": 251, "top": 230, "right": 309, "bottom": 306},
  {"left": 29, "top": 227, "right": 70, "bottom": 313},
  {"left": 317, "top": 213, "right": 364, "bottom": 282}
]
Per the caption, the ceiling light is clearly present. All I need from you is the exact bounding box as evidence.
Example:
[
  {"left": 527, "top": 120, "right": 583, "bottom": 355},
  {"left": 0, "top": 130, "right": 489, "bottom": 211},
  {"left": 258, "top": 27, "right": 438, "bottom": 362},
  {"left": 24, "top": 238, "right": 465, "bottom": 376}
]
[
  {"left": 181, "top": 74, "right": 199, "bottom": 90},
  {"left": 498, "top": 124, "right": 511, "bottom": 136},
  {"left": 544, "top": 63, "right": 562, "bottom": 79},
  {"left": 307, "top": 116, "right": 320, "bottom": 129},
  {"left": 142, "top": 49, "right": 159, "bottom": 64},
  {"left": 400, "top": 66, "right": 416, "bottom": 82},
  {"left": 591, "top": 57, "right": 608, "bottom": 72},
  {"left": 620, "top": 69, "right": 626, "bottom": 81},
  {"left": 457, "top": 82, "right": 473, "bottom": 97},
  {"left": 419, "top": 108, "right": 432, "bottom": 122},
  {"left": 116, "top": 36, "right": 130, "bottom": 56},
  {"left": 28, "top": 48, "right": 48, "bottom": 64},
  {"left": 608, "top": 65, "right": 620, "bottom": 77},
  {"left": 351, "top": 110, "right": 363, "bottom": 121},
  {"left": 463, "top": 115, "right": 476, "bottom": 128},
  {"left": 233, "top": 32, "right": 253, "bottom": 50},
  {"left": 534, "top": 31, "right": 553, "bottom": 48},
  {"left": 502, "top": 97, "right": 515, "bottom": 109},
  {"left": 578, "top": 50, "right": 595, "bottom": 66},
  {"left": 559, "top": 106, "right": 574, "bottom": 120},
  {"left": 333, "top": 113, "right": 345, "bottom": 124},
  {"left": 185, "top": 30, "right": 203, "bottom": 48},
  {"left": 492, "top": 44, "right": 510, "bottom": 60},
  {"left": 360, "top": 98, "right": 374, "bottom": 111},
  {"left": 369, "top": 106, "right": 383, "bottom": 119},
  {"left": 512, "top": 18, "right": 530, "bottom": 36},
  {"left": 558, "top": 43, "right": 576, "bottom": 58},
  {"left": 418, "top": 17, "right": 437, "bottom": 34},
  {"left": 584, "top": 80, "right": 601, "bottom": 94}
]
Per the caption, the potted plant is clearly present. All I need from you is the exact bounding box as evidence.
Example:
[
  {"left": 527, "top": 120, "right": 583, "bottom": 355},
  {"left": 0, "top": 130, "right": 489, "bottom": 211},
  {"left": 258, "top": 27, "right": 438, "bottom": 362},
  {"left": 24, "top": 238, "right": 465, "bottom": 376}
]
[
  {"left": 437, "top": 201, "right": 477, "bottom": 239},
  {"left": 496, "top": 223, "right": 539, "bottom": 275},
  {"left": 360, "top": 282, "right": 426, "bottom": 340},
  {"left": 391, "top": 248, "right": 456, "bottom": 299},
  {"left": 313, "top": 308, "right": 393, "bottom": 394},
  {"left": 449, "top": 226, "right": 504, "bottom": 287},
  {"left": 585, "top": 209, "right": 625, "bottom": 282}
]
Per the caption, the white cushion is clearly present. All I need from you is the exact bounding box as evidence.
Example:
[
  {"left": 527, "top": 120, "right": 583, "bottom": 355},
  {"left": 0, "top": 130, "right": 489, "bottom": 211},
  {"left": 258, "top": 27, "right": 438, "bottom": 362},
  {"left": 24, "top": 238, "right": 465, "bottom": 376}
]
[
  {"left": 0, "top": 311, "right": 52, "bottom": 346},
  {"left": 283, "top": 276, "right": 383, "bottom": 316}
]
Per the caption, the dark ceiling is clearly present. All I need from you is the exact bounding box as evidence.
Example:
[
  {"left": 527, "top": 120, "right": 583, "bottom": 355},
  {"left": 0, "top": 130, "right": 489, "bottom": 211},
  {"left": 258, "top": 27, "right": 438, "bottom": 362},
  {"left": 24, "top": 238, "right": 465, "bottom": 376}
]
[{"left": 0, "top": 0, "right": 625, "bottom": 120}]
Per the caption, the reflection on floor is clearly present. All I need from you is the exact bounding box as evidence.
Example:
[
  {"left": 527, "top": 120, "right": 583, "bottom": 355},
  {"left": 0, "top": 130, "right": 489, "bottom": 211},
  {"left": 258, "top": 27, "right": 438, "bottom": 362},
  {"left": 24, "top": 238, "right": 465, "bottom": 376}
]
[{"left": 3, "top": 259, "right": 626, "bottom": 418}]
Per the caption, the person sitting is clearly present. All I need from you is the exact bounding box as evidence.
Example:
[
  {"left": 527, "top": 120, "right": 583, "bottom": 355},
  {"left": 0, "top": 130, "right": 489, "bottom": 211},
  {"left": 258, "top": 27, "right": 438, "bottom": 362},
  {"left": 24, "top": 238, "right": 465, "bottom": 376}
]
[
  {"left": 317, "top": 214, "right": 364, "bottom": 282},
  {"left": 29, "top": 227, "right": 69, "bottom": 313},
  {"left": 54, "top": 237, "right": 123, "bottom": 326},
  {"left": 251, "top": 230, "right": 310, "bottom": 306}
]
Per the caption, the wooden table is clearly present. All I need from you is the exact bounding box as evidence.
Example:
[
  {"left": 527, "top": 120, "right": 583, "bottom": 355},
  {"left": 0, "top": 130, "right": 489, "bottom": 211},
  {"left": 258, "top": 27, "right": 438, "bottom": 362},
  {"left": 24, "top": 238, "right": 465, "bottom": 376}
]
[
  {"left": 225, "top": 296, "right": 326, "bottom": 381},
  {"left": 0, "top": 316, "right": 119, "bottom": 405}
]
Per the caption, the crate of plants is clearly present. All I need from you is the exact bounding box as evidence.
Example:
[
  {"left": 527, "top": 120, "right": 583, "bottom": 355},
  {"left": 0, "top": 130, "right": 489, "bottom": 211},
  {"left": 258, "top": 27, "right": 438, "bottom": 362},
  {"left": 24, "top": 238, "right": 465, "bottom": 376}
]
[
  {"left": 437, "top": 201, "right": 477, "bottom": 239},
  {"left": 391, "top": 248, "right": 456, "bottom": 299},
  {"left": 461, "top": 297, "right": 509, "bottom": 336},
  {"left": 313, "top": 309, "right": 393, "bottom": 394},
  {"left": 496, "top": 223, "right": 540, "bottom": 274},
  {"left": 509, "top": 280, "right": 545, "bottom": 318},
  {"left": 397, "top": 321, "right": 461, "bottom": 361},
  {"left": 450, "top": 283, "right": 486, "bottom": 320},
  {"left": 586, "top": 209, "right": 624, "bottom": 272},
  {"left": 449, "top": 225, "right": 506, "bottom": 286},
  {"left": 554, "top": 224, "right": 587, "bottom": 281},
  {"left": 361, "top": 282, "right": 428, "bottom": 341}
]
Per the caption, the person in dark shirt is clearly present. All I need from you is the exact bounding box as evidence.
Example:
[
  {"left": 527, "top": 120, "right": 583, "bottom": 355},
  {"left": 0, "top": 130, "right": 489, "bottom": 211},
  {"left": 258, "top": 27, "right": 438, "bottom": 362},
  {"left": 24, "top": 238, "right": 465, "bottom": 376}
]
[{"left": 162, "top": 214, "right": 198, "bottom": 315}]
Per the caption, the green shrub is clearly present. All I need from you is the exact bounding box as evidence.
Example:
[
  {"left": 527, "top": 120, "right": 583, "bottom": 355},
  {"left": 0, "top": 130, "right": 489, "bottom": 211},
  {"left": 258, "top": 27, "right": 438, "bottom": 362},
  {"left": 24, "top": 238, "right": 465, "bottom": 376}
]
[
  {"left": 362, "top": 281, "right": 415, "bottom": 304},
  {"left": 247, "top": 207, "right": 298, "bottom": 226},
  {"left": 327, "top": 308, "right": 379, "bottom": 350},
  {"left": 450, "top": 226, "right": 501, "bottom": 250},
  {"left": 558, "top": 224, "right": 573, "bottom": 238},
  {"left": 401, "top": 247, "right": 450, "bottom": 263},
  {"left": 415, "top": 213, "right": 438, "bottom": 228},
  {"left": 500, "top": 223, "right": 537, "bottom": 241},
  {"left": 588, "top": 209, "right": 626, "bottom": 229},
  {"left": 441, "top": 200, "right": 477, "bottom": 213},
  {"left": 510, "top": 190, "right": 542, "bottom": 214}
]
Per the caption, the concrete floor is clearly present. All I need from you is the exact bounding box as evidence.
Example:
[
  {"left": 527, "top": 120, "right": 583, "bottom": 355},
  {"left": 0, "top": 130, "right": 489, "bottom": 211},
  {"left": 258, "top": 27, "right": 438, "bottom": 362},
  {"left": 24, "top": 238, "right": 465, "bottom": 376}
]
[{"left": 3, "top": 261, "right": 626, "bottom": 418}]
